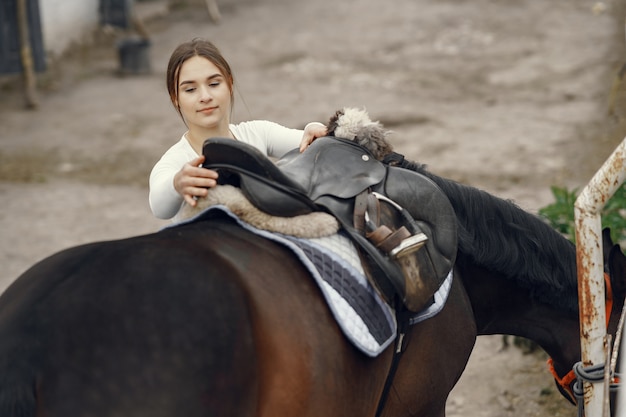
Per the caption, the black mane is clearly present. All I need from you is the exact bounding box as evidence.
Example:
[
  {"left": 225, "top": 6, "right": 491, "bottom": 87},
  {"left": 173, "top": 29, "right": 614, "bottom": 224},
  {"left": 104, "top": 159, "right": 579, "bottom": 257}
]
[{"left": 399, "top": 159, "right": 579, "bottom": 315}]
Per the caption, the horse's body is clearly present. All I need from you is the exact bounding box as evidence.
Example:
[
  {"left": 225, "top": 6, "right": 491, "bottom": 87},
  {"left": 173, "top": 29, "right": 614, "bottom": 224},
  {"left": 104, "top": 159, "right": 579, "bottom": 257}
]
[
  {"left": 1, "top": 160, "right": 624, "bottom": 416},
  {"left": 0, "top": 211, "right": 476, "bottom": 417}
]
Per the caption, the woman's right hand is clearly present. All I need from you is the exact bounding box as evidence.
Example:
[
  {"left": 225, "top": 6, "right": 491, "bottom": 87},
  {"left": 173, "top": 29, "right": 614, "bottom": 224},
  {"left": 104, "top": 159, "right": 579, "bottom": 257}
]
[{"left": 173, "top": 155, "right": 219, "bottom": 207}]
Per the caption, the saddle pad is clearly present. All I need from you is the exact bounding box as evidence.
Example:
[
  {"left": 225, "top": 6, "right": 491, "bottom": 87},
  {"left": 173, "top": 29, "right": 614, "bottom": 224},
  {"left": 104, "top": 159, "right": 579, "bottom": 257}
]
[{"left": 173, "top": 205, "right": 454, "bottom": 357}]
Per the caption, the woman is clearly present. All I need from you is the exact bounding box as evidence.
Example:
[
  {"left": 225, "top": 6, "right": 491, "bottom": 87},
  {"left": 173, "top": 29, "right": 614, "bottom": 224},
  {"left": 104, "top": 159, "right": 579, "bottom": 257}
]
[{"left": 149, "top": 38, "right": 327, "bottom": 220}]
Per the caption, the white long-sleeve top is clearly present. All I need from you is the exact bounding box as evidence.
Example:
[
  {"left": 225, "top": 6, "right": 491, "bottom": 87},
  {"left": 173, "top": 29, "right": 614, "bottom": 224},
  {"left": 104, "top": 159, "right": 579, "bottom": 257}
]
[{"left": 149, "top": 120, "right": 306, "bottom": 220}]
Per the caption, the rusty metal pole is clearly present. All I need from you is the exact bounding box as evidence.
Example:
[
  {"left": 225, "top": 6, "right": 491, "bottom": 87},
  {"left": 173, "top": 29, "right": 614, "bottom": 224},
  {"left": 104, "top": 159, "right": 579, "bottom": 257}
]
[{"left": 574, "top": 137, "right": 626, "bottom": 417}]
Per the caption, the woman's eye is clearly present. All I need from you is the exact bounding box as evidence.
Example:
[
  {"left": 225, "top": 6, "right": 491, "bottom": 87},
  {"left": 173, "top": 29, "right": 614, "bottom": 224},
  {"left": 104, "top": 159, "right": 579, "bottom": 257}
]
[
  {"left": 184, "top": 87, "right": 196, "bottom": 93},
  {"left": 209, "top": 81, "right": 220, "bottom": 87}
]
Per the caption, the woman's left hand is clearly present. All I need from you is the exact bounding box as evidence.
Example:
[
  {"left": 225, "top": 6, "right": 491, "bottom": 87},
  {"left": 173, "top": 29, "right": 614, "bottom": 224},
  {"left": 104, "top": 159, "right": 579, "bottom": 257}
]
[{"left": 299, "top": 122, "right": 328, "bottom": 152}]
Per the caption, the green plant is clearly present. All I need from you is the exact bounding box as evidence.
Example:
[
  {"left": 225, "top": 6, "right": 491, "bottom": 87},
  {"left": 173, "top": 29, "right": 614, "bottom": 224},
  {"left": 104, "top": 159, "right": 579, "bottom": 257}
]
[{"left": 539, "top": 183, "right": 626, "bottom": 245}]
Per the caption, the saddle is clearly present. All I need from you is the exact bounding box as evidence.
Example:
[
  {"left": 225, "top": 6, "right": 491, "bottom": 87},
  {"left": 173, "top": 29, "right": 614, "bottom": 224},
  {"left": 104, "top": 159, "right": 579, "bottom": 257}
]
[{"left": 202, "top": 136, "right": 458, "bottom": 312}]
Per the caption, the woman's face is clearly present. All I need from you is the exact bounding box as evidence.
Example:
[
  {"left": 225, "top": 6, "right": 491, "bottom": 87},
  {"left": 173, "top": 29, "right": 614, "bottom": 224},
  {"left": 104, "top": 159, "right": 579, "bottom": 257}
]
[{"left": 175, "top": 55, "right": 232, "bottom": 132}]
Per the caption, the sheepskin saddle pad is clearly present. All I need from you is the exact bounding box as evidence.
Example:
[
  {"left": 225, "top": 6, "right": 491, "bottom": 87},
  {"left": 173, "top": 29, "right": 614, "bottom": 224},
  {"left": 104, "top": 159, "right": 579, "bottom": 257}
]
[
  {"left": 173, "top": 205, "right": 454, "bottom": 357},
  {"left": 201, "top": 137, "right": 457, "bottom": 309}
]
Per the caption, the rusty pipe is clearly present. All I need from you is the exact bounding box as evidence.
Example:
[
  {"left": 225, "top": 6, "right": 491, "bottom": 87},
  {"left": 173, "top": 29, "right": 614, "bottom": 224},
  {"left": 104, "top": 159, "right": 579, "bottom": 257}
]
[{"left": 574, "top": 137, "right": 626, "bottom": 417}]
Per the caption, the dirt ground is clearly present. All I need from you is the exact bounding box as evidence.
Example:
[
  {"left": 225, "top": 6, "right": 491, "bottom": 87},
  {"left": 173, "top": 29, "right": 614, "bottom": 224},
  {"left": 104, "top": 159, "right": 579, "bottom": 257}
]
[{"left": 1, "top": 0, "right": 625, "bottom": 415}]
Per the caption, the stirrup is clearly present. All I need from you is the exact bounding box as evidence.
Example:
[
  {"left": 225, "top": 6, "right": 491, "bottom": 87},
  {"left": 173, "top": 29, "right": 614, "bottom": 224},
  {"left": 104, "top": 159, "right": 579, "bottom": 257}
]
[{"left": 390, "top": 233, "right": 428, "bottom": 259}]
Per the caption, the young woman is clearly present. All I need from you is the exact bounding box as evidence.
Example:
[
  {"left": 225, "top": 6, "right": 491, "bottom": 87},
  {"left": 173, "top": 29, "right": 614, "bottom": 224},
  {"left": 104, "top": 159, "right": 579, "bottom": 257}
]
[{"left": 149, "top": 38, "right": 327, "bottom": 220}]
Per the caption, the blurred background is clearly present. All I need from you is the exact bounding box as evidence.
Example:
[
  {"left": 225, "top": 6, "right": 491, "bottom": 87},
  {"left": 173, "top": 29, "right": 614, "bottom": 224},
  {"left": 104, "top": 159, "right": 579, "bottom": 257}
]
[{"left": 0, "top": 0, "right": 625, "bottom": 415}]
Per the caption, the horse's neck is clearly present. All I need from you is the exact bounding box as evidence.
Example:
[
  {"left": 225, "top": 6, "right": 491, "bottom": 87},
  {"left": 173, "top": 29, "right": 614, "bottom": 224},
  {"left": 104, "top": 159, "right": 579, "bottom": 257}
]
[
  {"left": 460, "top": 262, "right": 580, "bottom": 367},
  {"left": 408, "top": 164, "right": 583, "bottom": 367}
]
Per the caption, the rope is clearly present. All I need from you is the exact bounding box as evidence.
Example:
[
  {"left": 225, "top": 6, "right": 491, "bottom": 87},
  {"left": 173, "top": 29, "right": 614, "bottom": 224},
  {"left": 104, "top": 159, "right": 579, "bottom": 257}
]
[
  {"left": 570, "top": 298, "right": 625, "bottom": 416},
  {"left": 572, "top": 361, "right": 623, "bottom": 416}
]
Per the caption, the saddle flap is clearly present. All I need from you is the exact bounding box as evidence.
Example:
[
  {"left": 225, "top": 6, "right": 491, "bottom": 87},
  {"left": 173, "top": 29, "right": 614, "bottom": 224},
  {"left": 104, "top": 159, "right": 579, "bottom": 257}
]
[
  {"left": 381, "top": 167, "right": 458, "bottom": 285},
  {"left": 277, "top": 136, "right": 387, "bottom": 200}
]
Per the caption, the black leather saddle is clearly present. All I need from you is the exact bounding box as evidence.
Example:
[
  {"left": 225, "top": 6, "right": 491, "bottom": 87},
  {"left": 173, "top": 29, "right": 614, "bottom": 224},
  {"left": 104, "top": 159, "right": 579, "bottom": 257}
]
[
  {"left": 202, "top": 137, "right": 457, "bottom": 310},
  {"left": 203, "top": 137, "right": 387, "bottom": 216}
]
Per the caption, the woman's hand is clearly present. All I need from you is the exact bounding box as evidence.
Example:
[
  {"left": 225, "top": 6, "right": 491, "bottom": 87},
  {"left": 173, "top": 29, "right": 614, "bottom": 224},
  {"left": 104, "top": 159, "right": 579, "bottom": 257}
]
[
  {"left": 173, "top": 155, "right": 219, "bottom": 207},
  {"left": 299, "top": 122, "right": 328, "bottom": 152}
]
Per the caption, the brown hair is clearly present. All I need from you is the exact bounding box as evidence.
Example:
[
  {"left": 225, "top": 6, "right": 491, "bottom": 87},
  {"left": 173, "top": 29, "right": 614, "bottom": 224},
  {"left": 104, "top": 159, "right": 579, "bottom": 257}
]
[{"left": 166, "top": 38, "right": 235, "bottom": 119}]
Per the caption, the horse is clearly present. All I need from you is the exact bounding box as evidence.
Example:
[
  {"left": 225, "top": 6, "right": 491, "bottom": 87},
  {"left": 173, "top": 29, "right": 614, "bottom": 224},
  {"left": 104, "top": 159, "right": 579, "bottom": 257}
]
[
  {"left": 1, "top": 154, "right": 624, "bottom": 417},
  {"left": 407, "top": 162, "right": 626, "bottom": 410},
  {"left": 0, "top": 208, "right": 476, "bottom": 417}
]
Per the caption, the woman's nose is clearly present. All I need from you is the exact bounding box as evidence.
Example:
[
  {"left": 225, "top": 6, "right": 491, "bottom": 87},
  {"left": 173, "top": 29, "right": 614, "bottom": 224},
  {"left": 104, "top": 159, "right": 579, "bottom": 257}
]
[{"left": 199, "top": 85, "right": 212, "bottom": 102}]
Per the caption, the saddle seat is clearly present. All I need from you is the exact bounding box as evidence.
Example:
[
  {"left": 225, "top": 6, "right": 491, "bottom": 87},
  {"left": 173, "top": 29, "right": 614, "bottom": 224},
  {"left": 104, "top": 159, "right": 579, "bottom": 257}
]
[{"left": 202, "top": 137, "right": 458, "bottom": 312}]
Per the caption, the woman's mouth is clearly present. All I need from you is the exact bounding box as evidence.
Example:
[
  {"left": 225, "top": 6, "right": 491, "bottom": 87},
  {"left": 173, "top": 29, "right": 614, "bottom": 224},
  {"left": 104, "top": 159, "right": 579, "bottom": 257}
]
[{"left": 198, "top": 107, "right": 217, "bottom": 115}]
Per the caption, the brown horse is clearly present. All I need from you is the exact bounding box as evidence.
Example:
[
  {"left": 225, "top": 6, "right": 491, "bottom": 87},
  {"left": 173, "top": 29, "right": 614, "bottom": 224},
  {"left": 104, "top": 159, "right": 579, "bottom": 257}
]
[
  {"left": 0, "top": 158, "right": 624, "bottom": 416},
  {"left": 410, "top": 161, "right": 626, "bottom": 413},
  {"left": 0, "top": 209, "right": 475, "bottom": 417}
]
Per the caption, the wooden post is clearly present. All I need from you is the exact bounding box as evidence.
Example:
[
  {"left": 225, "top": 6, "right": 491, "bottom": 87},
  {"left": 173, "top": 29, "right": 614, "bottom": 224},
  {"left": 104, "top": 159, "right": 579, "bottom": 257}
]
[
  {"left": 205, "top": 0, "right": 221, "bottom": 23},
  {"left": 608, "top": 18, "right": 626, "bottom": 117},
  {"left": 16, "top": 0, "right": 39, "bottom": 109}
]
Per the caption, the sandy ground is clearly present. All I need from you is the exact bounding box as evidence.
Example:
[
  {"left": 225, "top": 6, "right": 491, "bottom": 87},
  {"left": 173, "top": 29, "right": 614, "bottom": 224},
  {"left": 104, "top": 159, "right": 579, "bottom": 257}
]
[{"left": 1, "top": 0, "right": 625, "bottom": 415}]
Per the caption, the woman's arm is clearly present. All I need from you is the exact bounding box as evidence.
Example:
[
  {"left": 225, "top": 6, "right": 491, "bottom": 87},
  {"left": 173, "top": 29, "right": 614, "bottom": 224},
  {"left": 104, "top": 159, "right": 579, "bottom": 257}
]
[
  {"left": 232, "top": 120, "right": 327, "bottom": 158},
  {"left": 149, "top": 154, "right": 187, "bottom": 219},
  {"left": 149, "top": 154, "right": 220, "bottom": 219}
]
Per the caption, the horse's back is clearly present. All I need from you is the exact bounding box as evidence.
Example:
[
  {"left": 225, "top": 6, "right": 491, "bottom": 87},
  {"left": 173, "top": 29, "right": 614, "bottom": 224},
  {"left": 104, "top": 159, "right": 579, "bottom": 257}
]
[
  {"left": 0, "top": 220, "right": 259, "bottom": 417},
  {"left": 0, "top": 214, "right": 474, "bottom": 416}
]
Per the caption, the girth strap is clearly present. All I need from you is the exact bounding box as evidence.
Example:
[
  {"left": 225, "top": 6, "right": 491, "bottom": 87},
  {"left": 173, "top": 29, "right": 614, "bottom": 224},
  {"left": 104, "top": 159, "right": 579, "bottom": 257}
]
[{"left": 375, "top": 309, "right": 414, "bottom": 417}]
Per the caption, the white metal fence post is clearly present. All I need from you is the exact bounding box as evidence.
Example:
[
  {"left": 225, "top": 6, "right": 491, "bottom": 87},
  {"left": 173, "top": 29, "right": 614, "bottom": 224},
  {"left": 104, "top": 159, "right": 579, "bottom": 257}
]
[{"left": 574, "top": 138, "right": 626, "bottom": 417}]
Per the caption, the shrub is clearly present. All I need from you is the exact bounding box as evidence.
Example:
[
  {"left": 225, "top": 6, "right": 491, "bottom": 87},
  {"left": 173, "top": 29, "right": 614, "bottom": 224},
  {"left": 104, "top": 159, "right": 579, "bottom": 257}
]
[{"left": 538, "top": 183, "right": 626, "bottom": 245}]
